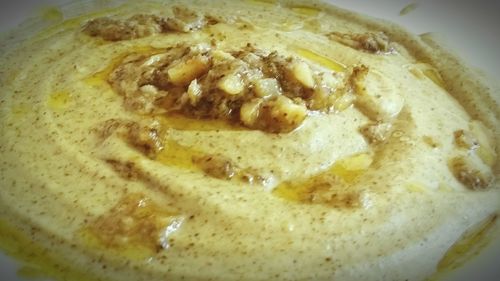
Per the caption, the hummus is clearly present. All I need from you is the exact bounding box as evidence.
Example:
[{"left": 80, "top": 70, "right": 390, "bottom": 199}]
[{"left": 0, "top": 0, "right": 499, "bottom": 281}]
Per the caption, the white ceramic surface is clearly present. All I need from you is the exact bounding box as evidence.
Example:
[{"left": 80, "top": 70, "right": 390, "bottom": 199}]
[{"left": 0, "top": 0, "right": 499, "bottom": 280}]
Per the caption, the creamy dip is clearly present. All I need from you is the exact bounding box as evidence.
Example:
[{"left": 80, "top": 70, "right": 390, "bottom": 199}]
[{"left": 0, "top": 0, "right": 499, "bottom": 281}]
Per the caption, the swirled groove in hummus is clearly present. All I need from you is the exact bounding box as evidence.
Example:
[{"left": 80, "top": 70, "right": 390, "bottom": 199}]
[{"left": 0, "top": 0, "right": 499, "bottom": 281}]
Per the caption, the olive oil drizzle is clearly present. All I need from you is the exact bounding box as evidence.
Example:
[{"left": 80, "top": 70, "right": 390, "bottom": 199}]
[{"left": 0, "top": 219, "right": 105, "bottom": 281}]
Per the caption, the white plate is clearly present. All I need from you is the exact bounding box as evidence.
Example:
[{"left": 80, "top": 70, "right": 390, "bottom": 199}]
[{"left": 0, "top": 1, "right": 499, "bottom": 280}]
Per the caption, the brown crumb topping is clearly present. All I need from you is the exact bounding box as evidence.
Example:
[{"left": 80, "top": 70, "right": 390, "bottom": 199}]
[
  {"left": 86, "top": 193, "right": 180, "bottom": 252},
  {"left": 97, "top": 118, "right": 164, "bottom": 158},
  {"left": 105, "top": 159, "right": 142, "bottom": 181},
  {"left": 328, "top": 31, "right": 393, "bottom": 54},
  {"left": 192, "top": 154, "right": 236, "bottom": 180},
  {"left": 449, "top": 157, "right": 493, "bottom": 190},
  {"left": 82, "top": 6, "right": 213, "bottom": 41},
  {"left": 191, "top": 153, "right": 271, "bottom": 185},
  {"left": 83, "top": 14, "right": 166, "bottom": 41},
  {"left": 453, "top": 129, "right": 479, "bottom": 150},
  {"left": 304, "top": 175, "right": 361, "bottom": 208}
]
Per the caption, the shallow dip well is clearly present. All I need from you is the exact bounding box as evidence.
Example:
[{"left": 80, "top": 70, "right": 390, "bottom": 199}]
[{"left": 0, "top": 1, "right": 499, "bottom": 281}]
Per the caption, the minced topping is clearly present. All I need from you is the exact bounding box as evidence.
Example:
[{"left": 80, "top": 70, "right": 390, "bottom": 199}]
[
  {"left": 83, "top": 6, "right": 214, "bottom": 41},
  {"left": 86, "top": 193, "right": 181, "bottom": 252},
  {"left": 449, "top": 156, "right": 493, "bottom": 190},
  {"left": 328, "top": 31, "right": 393, "bottom": 54},
  {"left": 450, "top": 122, "right": 496, "bottom": 190},
  {"left": 96, "top": 118, "right": 164, "bottom": 158},
  {"left": 107, "top": 44, "right": 361, "bottom": 133}
]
